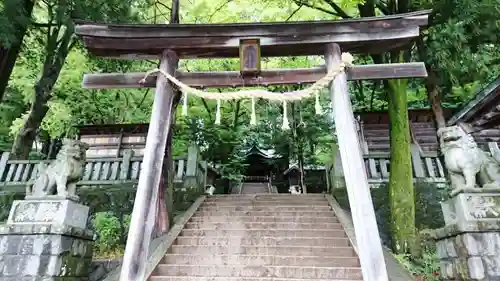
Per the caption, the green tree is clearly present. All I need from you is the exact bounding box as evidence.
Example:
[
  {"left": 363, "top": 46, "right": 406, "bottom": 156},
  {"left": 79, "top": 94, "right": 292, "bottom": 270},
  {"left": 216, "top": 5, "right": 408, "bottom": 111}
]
[
  {"left": 0, "top": 0, "right": 35, "bottom": 102},
  {"left": 9, "top": 0, "right": 144, "bottom": 159},
  {"left": 275, "top": 0, "right": 499, "bottom": 254}
]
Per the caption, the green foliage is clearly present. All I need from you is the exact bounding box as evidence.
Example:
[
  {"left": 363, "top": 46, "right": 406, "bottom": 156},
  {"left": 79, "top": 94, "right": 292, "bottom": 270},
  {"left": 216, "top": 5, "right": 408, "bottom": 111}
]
[
  {"left": 91, "top": 212, "right": 131, "bottom": 257},
  {"left": 423, "top": 0, "right": 500, "bottom": 94},
  {"left": 0, "top": 193, "right": 25, "bottom": 222},
  {"left": 0, "top": 0, "right": 498, "bottom": 265},
  {"left": 394, "top": 249, "right": 440, "bottom": 281}
]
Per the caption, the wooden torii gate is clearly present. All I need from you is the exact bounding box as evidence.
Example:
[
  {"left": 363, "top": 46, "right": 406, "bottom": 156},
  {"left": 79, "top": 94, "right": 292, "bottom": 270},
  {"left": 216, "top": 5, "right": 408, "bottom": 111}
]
[{"left": 75, "top": 10, "right": 430, "bottom": 281}]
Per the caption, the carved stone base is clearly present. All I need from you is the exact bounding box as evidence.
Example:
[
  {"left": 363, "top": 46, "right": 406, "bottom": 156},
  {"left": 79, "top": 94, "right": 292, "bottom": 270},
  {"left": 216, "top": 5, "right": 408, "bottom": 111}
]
[
  {"left": 431, "top": 223, "right": 500, "bottom": 280},
  {"left": 0, "top": 224, "right": 94, "bottom": 279},
  {"left": 7, "top": 199, "right": 89, "bottom": 229},
  {"left": 432, "top": 188, "right": 500, "bottom": 280},
  {"left": 0, "top": 198, "right": 93, "bottom": 280},
  {"left": 25, "top": 194, "right": 81, "bottom": 203}
]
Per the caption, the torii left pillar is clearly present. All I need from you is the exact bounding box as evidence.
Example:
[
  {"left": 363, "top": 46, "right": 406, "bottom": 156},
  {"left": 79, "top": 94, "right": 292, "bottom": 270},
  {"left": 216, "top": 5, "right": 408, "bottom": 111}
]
[{"left": 119, "top": 49, "right": 179, "bottom": 281}]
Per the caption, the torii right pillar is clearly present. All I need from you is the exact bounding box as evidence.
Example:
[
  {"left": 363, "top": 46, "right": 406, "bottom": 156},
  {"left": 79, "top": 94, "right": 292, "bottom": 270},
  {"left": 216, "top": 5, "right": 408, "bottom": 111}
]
[{"left": 325, "top": 43, "right": 389, "bottom": 281}]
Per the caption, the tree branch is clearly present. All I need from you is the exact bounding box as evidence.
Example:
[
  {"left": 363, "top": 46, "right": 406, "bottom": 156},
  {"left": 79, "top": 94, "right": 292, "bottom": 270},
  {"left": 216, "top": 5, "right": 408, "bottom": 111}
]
[
  {"left": 201, "top": 98, "right": 213, "bottom": 122},
  {"left": 293, "top": 0, "right": 339, "bottom": 17},
  {"left": 155, "top": 1, "right": 171, "bottom": 11},
  {"left": 136, "top": 88, "right": 151, "bottom": 109},
  {"left": 31, "top": 22, "right": 59, "bottom": 28},
  {"left": 323, "top": 0, "right": 352, "bottom": 18},
  {"left": 208, "top": 0, "right": 233, "bottom": 22},
  {"left": 233, "top": 100, "right": 242, "bottom": 128},
  {"left": 286, "top": 4, "right": 303, "bottom": 21},
  {"left": 375, "top": 3, "right": 390, "bottom": 15}
]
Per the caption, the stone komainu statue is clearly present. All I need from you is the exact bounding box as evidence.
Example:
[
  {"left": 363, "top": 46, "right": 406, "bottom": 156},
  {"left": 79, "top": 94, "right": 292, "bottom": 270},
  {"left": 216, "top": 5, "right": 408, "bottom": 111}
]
[
  {"left": 438, "top": 125, "right": 500, "bottom": 190},
  {"left": 27, "top": 139, "right": 89, "bottom": 199}
]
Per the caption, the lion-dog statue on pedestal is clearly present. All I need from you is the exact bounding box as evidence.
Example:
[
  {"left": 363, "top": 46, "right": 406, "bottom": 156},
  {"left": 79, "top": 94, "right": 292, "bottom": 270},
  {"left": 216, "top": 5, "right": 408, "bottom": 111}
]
[
  {"left": 27, "top": 139, "right": 89, "bottom": 199},
  {"left": 438, "top": 125, "right": 500, "bottom": 190}
]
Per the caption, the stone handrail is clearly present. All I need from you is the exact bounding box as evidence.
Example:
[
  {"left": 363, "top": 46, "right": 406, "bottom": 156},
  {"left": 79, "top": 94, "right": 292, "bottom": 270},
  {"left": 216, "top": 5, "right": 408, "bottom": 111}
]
[
  {"left": 326, "top": 150, "right": 447, "bottom": 190},
  {"left": 363, "top": 151, "right": 446, "bottom": 184},
  {"left": 0, "top": 150, "right": 197, "bottom": 193}
]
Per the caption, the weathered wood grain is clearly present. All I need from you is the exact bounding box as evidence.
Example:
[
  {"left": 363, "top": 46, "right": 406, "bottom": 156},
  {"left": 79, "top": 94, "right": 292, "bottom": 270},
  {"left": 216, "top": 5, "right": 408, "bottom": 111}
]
[
  {"left": 75, "top": 11, "right": 429, "bottom": 59},
  {"left": 82, "top": 62, "right": 427, "bottom": 89},
  {"left": 410, "top": 144, "right": 426, "bottom": 178},
  {"left": 325, "top": 43, "right": 388, "bottom": 281},
  {"left": 119, "top": 50, "right": 179, "bottom": 281}
]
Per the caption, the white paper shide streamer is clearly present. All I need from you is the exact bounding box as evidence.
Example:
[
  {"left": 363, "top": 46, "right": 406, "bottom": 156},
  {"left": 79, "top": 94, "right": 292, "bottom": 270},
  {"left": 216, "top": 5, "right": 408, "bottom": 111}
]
[
  {"left": 139, "top": 53, "right": 354, "bottom": 128},
  {"left": 250, "top": 97, "right": 257, "bottom": 126},
  {"left": 281, "top": 101, "right": 290, "bottom": 130},
  {"left": 315, "top": 92, "right": 323, "bottom": 115},
  {"left": 182, "top": 93, "right": 188, "bottom": 116},
  {"left": 215, "top": 99, "right": 221, "bottom": 125}
]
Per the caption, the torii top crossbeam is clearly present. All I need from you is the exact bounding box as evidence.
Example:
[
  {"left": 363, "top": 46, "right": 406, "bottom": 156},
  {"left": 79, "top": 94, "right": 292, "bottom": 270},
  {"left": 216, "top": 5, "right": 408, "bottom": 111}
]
[{"left": 75, "top": 10, "right": 430, "bottom": 59}]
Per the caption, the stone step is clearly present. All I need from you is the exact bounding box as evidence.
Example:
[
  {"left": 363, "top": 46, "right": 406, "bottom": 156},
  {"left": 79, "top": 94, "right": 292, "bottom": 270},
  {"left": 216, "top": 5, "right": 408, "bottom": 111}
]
[
  {"left": 241, "top": 190, "right": 269, "bottom": 194},
  {"left": 174, "top": 236, "right": 350, "bottom": 247},
  {"left": 201, "top": 202, "right": 330, "bottom": 207},
  {"left": 205, "top": 193, "right": 326, "bottom": 199},
  {"left": 184, "top": 221, "right": 342, "bottom": 230},
  {"left": 206, "top": 194, "right": 325, "bottom": 198},
  {"left": 198, "top": 206, "right": 331, "bottom": 212},
  {"left": 189, "top": 216, "right": 339, "bottom": 223},
  {"left": 194, "top": 211, "right": 335, "bottom": 217},
  {"left": 162, "top": 254, "right": 360, "bottom": 267},
  {"left": 150, "top": 277, "right": 359, "bottom": 281},
  {"left": 180, "top": 229, "right": 347, "bottom": 238},
  {"left": 169, "top": 245, "right": 355, "bottom": 256},
  {"left": 154, "top": 264, "right": 362, "bottom": 279},
  {"left": 202, "top": 200, "right": 329, "bottom": 205}
]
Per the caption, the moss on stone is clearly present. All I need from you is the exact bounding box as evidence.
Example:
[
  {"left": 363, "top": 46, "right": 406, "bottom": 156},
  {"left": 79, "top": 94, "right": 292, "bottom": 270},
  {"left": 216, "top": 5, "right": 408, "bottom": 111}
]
[{"left": 454, "top": 258, "right": 469, "bottom": 279}]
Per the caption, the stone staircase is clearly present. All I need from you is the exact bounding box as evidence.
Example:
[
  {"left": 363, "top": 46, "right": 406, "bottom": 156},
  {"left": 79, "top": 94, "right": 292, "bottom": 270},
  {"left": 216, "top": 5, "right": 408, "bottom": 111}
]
[
  {"left": 240, "top": 182, "right": 270, "bottom": 194},
  {"left": 149, "top": 194, "right": 362, "bottom": 281}
]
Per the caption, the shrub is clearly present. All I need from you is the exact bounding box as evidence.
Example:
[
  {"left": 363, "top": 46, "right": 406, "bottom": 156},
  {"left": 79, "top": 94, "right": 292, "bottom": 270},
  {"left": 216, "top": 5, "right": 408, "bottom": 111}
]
[{"left": 91, "top": 212, "right": 131, "bottom": 258}]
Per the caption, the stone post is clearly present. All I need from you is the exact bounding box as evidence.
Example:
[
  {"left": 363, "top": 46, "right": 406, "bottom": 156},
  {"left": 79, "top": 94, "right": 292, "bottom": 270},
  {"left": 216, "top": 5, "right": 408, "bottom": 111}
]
[
  {"left": 430, "top": 125, "right": 500, "bottom": 280},
  {"left": 0, "top": 198, "right": 93, "bottom": 280},
  {"left": 0, "top": 139, "right": 94, "bottom": 280},
  {"left": 430, "top": 188, "right": 500, "bottom": 280},
  {"left": 183, "top": 145, "right": 200, "bottom": 192}
]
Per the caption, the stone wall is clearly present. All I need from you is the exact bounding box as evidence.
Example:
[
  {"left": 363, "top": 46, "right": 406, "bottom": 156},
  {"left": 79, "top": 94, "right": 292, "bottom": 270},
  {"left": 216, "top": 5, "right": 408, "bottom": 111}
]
[
  {"left": 90, "top": 259, "right": 121, "bottom": 281},
  {"left": 332, "top": 181, "right": 450, "bottom": 246},
  {"left": 432, "top": 223, "right": 500, "bottom": 280},
  {"left": 0, "top": 225, "right": 94, "bottom": 279},
  {"left": 428, "top": 186, "right": 500, "bottom": 281}
]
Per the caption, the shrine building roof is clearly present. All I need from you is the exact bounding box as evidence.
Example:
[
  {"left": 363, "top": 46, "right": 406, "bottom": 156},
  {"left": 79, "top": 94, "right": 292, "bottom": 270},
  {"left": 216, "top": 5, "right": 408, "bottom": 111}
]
[{"left": 447, "top": 76, "right": 500, "bottom": 129}]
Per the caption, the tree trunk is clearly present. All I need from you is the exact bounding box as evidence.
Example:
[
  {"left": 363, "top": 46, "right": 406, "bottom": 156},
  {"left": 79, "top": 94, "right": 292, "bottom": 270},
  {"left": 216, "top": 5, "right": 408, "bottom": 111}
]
[
  {"left": 296, "top": 102, "right": 306, "bottom": 194},
  {"left": 387, "top": 74, "right": 416, "bottom": 254},
  {"left": 416, "top": 38, "right": 446, "bottom": 129},
  {"left": 165, "top": 119, "right": 175, "bottom": 226},
  {"left": 170, "top": 0, "right": 180, "bottom": 24},
  {"left": 10, "top": 23, "right": 74, "bottom": 159},
  {"left": 10, "top": 90, "right": 49, "bottom": 159},
  {"left": 425, "top": 66, "right": 446, "bottom": 128},
  {"left": 162, "top": 0, "right": 181, "bottom": 226},
  {"left": 0, "top": 0, "right": 35, "bottom": 102}
]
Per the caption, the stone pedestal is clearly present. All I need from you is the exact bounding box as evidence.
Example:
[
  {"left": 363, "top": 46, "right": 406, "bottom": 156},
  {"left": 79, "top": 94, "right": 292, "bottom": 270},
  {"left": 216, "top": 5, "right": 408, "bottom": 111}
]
[
  {"left": 0, "top": 197, "right": 94, "bottom": 281},
  {"left": 431, "top": 188, "right": 500, "bottom": 280}
]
